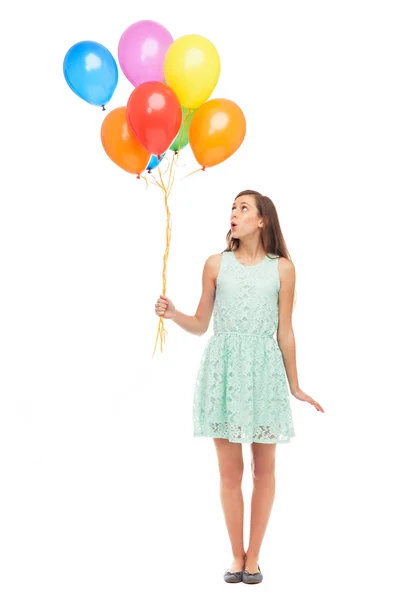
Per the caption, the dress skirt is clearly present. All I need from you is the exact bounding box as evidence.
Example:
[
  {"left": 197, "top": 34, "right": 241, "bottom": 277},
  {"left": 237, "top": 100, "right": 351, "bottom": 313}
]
[{"left": 193, "top": 332, "right": 296, "bottom": 444}]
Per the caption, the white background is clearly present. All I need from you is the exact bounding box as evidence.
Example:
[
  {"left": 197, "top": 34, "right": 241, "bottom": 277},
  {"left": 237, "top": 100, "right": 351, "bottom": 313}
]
[{"left": 1, "top": 0, "right": 399, "bottom": 597}]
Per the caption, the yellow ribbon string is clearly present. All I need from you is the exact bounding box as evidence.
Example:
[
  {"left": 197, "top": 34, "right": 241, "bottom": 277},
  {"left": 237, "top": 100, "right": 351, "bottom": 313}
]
[
  {"left": 173, "top": 108, "right": 192, "bottom": 155},
  {"left": 152, "top": 153, "right": 176, "bottom": 357},
  {"left": 156, "top": 155, "right": 172, "bottom": 178},
  {"left": 139, "top": 174, "right": 149, "bottom": 190},
  {"left": 152, "top": 108, "right": 195, "bottom": 356},
  {"left": 180, "top": 166, "right": 206, "bottom": 180},
  {"left": 173, "top": 151, "right": 187, "bottom": 168},
  {"left": 149, "top": 172, "right": 164, "bottom": 190}
]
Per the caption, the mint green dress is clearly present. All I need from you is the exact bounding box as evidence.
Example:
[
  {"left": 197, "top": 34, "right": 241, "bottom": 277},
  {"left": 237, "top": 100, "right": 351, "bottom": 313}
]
[{"left": 193, "top": 250, "right": 295, "bottom": 444}]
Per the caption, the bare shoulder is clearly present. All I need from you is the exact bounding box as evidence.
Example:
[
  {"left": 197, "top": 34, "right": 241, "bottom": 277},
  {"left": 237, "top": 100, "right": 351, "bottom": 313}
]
[
  {"left": 204, "top": 253, "right": 223, "bottom": 281},
  {"left": 206, "top": 253, "right": 224, "bottom": 266},
  {"left": 278, "top": 257, "right": 295, "bottom": 281}
]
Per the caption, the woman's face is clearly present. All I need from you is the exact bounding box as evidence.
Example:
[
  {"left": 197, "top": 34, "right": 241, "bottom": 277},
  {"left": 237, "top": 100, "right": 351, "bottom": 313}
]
[{"left": 230, "top": 195, "right": 262, "bottom": 238}]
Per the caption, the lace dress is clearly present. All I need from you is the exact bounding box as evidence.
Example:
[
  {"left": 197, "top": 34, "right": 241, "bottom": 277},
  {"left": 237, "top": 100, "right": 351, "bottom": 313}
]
[{"left": 193, "top": 250, "right": 295, "bottom": 444}]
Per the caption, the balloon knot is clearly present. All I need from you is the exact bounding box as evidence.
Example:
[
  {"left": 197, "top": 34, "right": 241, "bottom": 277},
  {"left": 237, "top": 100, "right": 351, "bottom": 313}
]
[
  {"left": 201, "top": 166, "right": 206, "bottom": 171},
  {"left": 157, "top": 154, "right": 161, "bottom": 160},
  {"left": 101, "top": 105, "right": 106, "bottom": 111},
  {"left": 136, "top": 174, "right": 140, "bottom": 179}
]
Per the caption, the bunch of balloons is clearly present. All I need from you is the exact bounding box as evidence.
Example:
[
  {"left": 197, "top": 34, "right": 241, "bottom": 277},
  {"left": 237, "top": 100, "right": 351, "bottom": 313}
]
[
  {"left": 63, "top": 20, "right": 246, "bottom": 175},
  {"left": 63, "top": 20, "right": 247, "bottom": 356}
]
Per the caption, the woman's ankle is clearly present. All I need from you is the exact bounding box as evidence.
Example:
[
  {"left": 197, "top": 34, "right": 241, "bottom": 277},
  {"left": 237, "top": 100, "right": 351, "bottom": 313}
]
[{"left": 244, "top": 551, "right": 259, "bottom": 561}]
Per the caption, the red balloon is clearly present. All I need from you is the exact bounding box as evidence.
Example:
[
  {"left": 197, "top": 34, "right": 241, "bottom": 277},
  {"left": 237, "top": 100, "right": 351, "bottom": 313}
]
[{"left": 126, "top": 82, "right": 181, "bottom": 157}]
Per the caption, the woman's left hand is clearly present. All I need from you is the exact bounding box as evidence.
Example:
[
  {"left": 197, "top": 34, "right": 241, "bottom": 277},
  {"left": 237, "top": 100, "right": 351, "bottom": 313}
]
[{"left": 291, "top": 388, "right": 325, "bottom": 412}]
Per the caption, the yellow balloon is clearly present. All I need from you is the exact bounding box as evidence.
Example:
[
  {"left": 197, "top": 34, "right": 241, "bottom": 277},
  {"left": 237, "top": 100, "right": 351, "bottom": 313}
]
[{"left": 164, "top": 34, "right": 220, "bottom": 109}]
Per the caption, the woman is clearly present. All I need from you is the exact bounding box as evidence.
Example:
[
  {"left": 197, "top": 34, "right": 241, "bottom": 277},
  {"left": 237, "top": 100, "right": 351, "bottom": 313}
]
[{"left": 155, "top": 189, "right": 324, "bottom": 584}]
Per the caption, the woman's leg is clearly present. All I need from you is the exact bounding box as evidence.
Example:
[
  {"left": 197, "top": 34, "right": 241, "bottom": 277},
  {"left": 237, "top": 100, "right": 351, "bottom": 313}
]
[
  {"left": 245, "top": 442, "right": 277, "bottom": 572},
  {"left": 213, "top": 438, "right": 246, "bottom": 571}
]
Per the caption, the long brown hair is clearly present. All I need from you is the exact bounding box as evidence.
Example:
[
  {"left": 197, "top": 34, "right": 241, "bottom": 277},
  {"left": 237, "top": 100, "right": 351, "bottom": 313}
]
[{"left": 223, "top": 189, "right": 296, "bottom": 306}]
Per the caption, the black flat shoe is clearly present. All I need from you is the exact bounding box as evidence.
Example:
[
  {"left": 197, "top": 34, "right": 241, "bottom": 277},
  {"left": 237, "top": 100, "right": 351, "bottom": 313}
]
[
  {"left": 242, "top": 564, "right": 263, "bottom": 584},
  {"left": 223, "top": 568, "right": 243, "bottom": 583}
]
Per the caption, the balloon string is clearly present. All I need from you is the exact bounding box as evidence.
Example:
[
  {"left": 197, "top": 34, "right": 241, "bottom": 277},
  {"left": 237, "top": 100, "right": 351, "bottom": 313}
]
[
  {"left": 148, "top": 155, "right": 171, "bottom": 178},
  {"left": 140, "top": 174, "right": 149, "bottom": 190},
  {"left": 180, "top": 166, "right": 205, "bottom": 180},
  {"left": 164, "top": 156, "right": 174, "bottom": 195},
  {"left": 148, "top": 171, "right": 163, "bottom": 189},
  {"left": 174, "top": 108, "right": 192, "bottom": 155},
  {"left": 161, "top": 155, "right": 171, "bottom": 177},
  {"left": 152, "top": 109, "right": 193, "bottom": 356},
  {"left": 173, "top": 152, "right": 187, "bottom": 168},
  {"left": 152, "top": 151, "right": 176, "bottom": 357}
]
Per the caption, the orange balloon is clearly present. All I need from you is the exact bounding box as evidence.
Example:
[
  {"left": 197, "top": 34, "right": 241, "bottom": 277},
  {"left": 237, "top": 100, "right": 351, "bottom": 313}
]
[
  {"left": 100, "top": 106, "right": 150, "bottom": 175},
  {"left": 189, "top": 99, "right": 246, "bottom": 168}
]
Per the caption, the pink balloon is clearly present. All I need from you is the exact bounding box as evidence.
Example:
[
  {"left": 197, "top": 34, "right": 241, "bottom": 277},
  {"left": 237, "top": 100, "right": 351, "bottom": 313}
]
[{"left": 118, "top": 20, "right": 173, "bottom": 87}]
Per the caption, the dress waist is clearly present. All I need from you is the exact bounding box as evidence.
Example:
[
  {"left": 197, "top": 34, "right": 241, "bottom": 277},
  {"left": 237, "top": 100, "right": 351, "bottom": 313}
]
[{"left": 214, "top": 331, "right": 274, "bottom": 339}]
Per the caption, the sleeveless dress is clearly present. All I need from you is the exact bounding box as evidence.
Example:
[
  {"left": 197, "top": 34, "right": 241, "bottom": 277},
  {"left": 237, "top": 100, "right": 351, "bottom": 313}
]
[{"left": 193, "top": 250, "right": 295, "bottom": 444}]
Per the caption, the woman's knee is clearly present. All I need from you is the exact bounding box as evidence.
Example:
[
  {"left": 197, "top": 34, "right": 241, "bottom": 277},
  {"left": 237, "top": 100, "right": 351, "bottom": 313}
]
[
  {"left": 214, "top": 438, "right": 244, "bottom": 488},
  {"left": 220, "top": 466, "right": 244, "bottom": 488},
  {"left": 251, "top": 450, "right": 276, "bottom": 482},
  {"left": 251, "top": 463, "right": 275, "bottom": 483}
]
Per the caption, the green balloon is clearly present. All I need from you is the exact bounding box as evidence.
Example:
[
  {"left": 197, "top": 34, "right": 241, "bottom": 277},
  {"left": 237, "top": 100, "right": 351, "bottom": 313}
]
[{"left": 170, "top": 107, "right": 196, "bottom": 152}]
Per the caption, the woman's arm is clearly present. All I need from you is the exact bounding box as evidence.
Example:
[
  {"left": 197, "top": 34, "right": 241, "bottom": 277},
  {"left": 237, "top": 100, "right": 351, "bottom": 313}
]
[
  {"left": 276, "top": 257, "right": 300, "bottom": 394},
  {"left": 276, "top": 257, "right": 325, "bottom": 412},
  {"left": 171, "top": 254, "right": 220, "bottom": 336},
  {"left": 276, "top": 258, "right": 324, "bottom": 412}
]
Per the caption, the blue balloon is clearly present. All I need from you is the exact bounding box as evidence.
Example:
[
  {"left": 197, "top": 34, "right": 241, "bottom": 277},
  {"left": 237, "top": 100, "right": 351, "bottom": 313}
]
[
  {"left": 146, "top": 153, "right": 166, "bottom": 171},
  {"left": 63, "top": 41, "right": 118, "bottom": 108}
]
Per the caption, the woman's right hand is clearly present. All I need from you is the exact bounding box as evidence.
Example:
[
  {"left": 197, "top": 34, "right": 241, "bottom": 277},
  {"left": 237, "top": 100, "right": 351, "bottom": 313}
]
[{"left": 155, "top": 295, "right": 176, "bottom": 320}]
